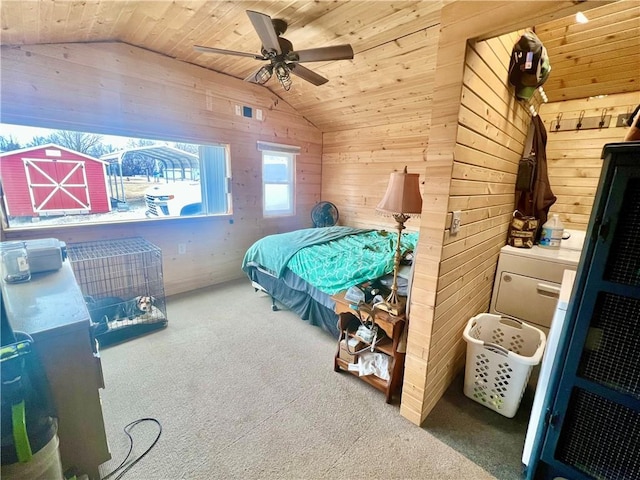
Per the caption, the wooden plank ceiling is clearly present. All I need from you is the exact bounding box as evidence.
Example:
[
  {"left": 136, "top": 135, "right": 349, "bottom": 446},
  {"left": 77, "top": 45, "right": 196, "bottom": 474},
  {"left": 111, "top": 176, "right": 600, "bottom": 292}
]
[
  {"left": 535, "top": 1, "right": 640, "bottom": 102},
  {"left": 1, "top": 1, "right": 638, "bottom": 132}
]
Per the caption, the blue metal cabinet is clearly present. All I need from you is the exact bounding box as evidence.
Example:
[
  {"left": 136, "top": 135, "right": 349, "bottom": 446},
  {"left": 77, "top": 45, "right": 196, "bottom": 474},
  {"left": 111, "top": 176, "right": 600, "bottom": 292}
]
[{"left": 528, "top": 142, "right": 640, "bottom": 480}]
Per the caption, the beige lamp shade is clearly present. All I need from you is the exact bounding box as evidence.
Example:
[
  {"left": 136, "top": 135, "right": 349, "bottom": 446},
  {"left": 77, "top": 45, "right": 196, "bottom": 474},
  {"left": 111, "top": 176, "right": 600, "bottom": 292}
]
[{"left": 376, "top": 166, "right": 422, "bottom": 215}]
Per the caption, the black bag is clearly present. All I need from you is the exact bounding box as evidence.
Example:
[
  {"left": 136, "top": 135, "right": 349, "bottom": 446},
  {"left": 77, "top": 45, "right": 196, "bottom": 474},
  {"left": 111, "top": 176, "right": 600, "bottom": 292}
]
[
  {"left": 516, "top": 155, "right": 536, "bottom": 192},
  {"left": 507, "top": 210, "right": 539, "bottom": 249},
  {"left": 516, "top": 121, "right": 536, "bottom": 192}
]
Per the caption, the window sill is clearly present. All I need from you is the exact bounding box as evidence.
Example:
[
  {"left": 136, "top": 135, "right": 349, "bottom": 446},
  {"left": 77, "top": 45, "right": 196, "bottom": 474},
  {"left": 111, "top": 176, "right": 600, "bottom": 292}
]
[{"left": 2, "top": 213, "right": 234, "bottom": 233}]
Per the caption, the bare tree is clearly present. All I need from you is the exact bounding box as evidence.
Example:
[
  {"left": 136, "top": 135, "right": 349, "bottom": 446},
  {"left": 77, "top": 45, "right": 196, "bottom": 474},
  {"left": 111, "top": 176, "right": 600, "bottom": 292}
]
[
  {"left": 0, "top": 135, "right": 21, "bottom": 152},
  {"left": 47, "top": 130, "right": 104, "bottom": 154},
  {"left": 173, "top": 142, "right": 198, "bottom": 154},
  {"left": 127, "top": 138, "right": 155, "bottom": 148},
  {"left": 26, "top": 136, "right": 50, "bottom": 148},
  {"left": 23, "top": 130, "right": 105, "bottom": 155},
  {"left": 88, "top": 142, "right": 117, "bottom": 158}
]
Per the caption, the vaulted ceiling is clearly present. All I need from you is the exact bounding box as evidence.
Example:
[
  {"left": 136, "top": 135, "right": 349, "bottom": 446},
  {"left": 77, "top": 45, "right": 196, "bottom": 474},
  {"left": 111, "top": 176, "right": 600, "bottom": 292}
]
[{"left": 1, "top": 1, "right": 638, "bottom": 132}]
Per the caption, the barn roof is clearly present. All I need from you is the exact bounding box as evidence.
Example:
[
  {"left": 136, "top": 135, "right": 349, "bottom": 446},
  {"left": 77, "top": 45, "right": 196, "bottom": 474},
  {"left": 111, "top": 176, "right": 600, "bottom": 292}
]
[
  {"left": 100, "top": 145, "right": 199, "bottom": 171},
  {"left": 0, "top": 143, "right": 108, "bottom": 164}
]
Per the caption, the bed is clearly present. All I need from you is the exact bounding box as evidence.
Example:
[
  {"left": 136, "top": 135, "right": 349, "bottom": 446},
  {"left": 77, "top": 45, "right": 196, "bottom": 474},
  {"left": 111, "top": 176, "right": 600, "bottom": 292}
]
[{"left": 241, "top": 226, "right": 418, "bottom": 337}]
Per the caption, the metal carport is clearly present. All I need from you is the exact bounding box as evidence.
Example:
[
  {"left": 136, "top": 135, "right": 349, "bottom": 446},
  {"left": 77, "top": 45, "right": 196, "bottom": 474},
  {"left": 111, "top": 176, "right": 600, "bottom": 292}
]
[{"left": 100, "top": 145, "right": 199, "bottom": 206}]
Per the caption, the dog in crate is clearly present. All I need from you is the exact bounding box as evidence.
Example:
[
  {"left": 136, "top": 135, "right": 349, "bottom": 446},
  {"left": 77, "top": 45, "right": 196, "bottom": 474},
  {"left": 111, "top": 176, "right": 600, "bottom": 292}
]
[{"left": 85, "top": 295, "right": 156, "bottom": 332}]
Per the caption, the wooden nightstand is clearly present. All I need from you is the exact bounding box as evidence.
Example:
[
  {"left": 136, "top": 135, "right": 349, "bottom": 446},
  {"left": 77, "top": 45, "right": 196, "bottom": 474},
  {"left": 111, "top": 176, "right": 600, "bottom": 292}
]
[{"left": 331, "top": 291, "right": 406, "bottom": 404}]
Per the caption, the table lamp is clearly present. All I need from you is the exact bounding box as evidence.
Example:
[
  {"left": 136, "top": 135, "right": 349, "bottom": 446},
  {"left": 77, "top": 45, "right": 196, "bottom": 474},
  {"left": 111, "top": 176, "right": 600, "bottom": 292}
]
[{"left": 376, "top": 166, "right": 422, "bottom": 316}]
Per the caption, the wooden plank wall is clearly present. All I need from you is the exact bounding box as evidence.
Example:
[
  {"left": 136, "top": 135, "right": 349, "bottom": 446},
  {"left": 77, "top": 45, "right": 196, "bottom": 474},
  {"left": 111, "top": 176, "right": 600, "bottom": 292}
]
[
  {"left": 540, "top": 91, "right": 640, "bottom": 229},
  {"left": 401, "top": 30, "right": 530, "bottom": 423},
  {"left": 400, "top": 0, "right": 593, "bottom": 426},
  {"left": 320, "top": 24, "right": 441, "bottom": 231},
  {"left": 0, "top": 42, "right": 323, "bottom": 295}
]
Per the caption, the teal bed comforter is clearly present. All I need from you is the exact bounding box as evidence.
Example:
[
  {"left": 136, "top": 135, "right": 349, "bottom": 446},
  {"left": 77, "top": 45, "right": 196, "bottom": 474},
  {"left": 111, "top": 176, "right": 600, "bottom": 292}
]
[{"left": 242, "top": 226, "right": 418, "bottom": 295}]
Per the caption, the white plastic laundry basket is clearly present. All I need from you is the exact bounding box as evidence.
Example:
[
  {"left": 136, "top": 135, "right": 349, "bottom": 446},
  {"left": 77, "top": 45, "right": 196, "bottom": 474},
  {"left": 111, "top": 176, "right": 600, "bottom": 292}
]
[{"left": 463, "top": 313, "right": 546, "bottom": 418}]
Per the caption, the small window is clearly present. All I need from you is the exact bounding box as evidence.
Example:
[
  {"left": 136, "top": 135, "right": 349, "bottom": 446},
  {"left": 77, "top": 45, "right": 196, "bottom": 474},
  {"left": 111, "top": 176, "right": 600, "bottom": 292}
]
[{"left": 258, "top": 142, "right": 298, "bottom": 217}]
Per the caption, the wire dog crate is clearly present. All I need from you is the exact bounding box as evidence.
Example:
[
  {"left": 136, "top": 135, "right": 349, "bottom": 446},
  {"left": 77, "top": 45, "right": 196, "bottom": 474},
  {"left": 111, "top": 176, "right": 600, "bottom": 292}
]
[{"left": 67, "top": 237, "right": 168, "bottom": 346}]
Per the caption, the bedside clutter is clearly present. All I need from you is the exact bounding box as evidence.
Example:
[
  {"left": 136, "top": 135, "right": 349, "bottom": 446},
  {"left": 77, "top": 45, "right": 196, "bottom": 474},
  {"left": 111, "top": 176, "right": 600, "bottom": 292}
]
[{"left": 332, "top": 293, "right": 406, "bottom": 404}]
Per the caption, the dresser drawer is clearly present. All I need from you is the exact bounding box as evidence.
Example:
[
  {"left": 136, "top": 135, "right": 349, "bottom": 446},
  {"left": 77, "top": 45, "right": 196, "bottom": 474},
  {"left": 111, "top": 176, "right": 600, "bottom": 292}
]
[{"left": 493, "top": 271, "right": 561, "bottom": 329}]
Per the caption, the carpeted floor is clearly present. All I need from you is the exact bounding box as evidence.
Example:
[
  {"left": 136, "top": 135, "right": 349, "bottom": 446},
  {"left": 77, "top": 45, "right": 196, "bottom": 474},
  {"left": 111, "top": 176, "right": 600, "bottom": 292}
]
[{"left": 98, "top": 279, "right": 533, "bottom": 480}]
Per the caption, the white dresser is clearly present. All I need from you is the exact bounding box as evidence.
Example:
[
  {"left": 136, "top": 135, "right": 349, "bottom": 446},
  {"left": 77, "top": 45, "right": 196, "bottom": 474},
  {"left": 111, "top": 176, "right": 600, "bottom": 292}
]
[{"left": 489, "top": 230, "right": 585, "bottom": 334}]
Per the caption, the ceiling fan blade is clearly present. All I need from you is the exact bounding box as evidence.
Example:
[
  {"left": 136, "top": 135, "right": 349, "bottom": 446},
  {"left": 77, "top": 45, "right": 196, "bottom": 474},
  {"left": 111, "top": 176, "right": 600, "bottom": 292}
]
[
  {"left": 194, "top": 45, "right": 266, "bottom": 60},
  {"left": 288, "top": 45, "right": 354, "bottom": 63},
  {"left": 288, "top": 64, "right": 329, "bottom": 86},
  {"left": 246, "top": 10, "right": 281, "bottom": 54}
]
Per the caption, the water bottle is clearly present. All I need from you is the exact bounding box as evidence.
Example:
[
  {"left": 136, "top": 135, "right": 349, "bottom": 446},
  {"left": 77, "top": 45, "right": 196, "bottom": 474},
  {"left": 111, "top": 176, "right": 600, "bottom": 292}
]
[
  {"left": 539, "top": 214, "right": 564, "bottom": 249},
  {"left": 1, "top": 242, "right": 31, "bottom": 283}
]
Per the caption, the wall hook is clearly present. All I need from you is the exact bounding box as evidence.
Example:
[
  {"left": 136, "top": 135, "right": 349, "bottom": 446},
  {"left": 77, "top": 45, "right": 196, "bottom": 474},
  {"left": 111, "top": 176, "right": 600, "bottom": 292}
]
[
  {"left": 599, "top": 108, "right": 608, "bottom": 128},
  {"left": 576, "top": 110, "right": 585, "bottom": 130},
  {"left": 555, "top": 113, "right": 563, "bottom": 131}
]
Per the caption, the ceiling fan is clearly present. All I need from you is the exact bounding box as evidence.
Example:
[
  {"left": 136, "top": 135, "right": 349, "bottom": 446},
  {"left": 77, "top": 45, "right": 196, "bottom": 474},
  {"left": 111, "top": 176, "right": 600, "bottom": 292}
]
[{"left": 194, "top": 10, "right": 354, "bottom": 91}]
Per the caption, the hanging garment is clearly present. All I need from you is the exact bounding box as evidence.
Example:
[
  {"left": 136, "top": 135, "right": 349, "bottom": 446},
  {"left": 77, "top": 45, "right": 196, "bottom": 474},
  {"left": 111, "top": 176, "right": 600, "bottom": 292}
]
[{"left": 515, "top": 114, "right": 557, "bottom": 241}]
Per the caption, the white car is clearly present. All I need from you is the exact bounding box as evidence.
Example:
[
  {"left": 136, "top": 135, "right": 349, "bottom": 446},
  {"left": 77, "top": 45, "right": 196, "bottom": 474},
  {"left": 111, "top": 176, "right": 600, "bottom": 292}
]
[{"left": 144, "top": 182, "right": 202, "bottom": 217}]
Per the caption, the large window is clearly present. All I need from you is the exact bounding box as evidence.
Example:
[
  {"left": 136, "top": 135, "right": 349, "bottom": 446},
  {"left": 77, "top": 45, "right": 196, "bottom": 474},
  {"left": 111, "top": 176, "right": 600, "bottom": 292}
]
[
  {"left": 0, "top": 124, "right": 231, "bottom": 228},
  {"left": 258, "top": 142, "right": 298, "bottom": 217}
]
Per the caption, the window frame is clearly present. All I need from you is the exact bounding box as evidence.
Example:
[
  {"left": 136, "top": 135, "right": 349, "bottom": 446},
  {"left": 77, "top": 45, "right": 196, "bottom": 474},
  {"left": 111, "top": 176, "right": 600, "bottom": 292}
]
[
  {"left": 258, "top": 141, "right": 299, "bottom": 218},
  {"left": 0, "top": 123, "right": 233, "bottom": 230}
]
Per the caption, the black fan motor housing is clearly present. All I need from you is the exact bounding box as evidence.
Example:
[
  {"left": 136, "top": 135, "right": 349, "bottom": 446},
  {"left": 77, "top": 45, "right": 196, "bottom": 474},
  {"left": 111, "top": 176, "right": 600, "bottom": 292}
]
[{"left": 311, "top": 201, "right": 339, "bottom": 227}]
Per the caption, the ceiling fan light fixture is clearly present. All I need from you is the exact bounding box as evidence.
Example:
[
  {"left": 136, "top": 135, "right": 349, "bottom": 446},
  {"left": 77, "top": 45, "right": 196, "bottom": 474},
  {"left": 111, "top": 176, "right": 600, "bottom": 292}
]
[
  {"left": 275, "top": 63, "right": 292, "bottom": 91},
  {"left": 253, "top": 65, "right": 273, "bottom": 85}
]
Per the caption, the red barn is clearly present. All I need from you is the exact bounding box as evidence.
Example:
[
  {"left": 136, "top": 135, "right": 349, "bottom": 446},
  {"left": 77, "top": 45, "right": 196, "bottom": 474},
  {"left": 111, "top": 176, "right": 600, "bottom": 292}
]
[{"left": 0, "top": 144, "right": 110, "bottom": 218}]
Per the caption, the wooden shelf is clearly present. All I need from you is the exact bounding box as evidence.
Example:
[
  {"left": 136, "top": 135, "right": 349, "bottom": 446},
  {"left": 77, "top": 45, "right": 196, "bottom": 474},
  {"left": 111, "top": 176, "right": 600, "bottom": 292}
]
[
  {"left": 332, "top": 291, "right": 406, "bottom": 404},
  {"left": 345, "top": 331, "right": 393, "bottom": 356},
  {"left": 335, "top": 357, "right": 389, "bottom": 390}
]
